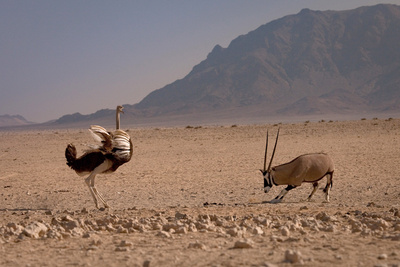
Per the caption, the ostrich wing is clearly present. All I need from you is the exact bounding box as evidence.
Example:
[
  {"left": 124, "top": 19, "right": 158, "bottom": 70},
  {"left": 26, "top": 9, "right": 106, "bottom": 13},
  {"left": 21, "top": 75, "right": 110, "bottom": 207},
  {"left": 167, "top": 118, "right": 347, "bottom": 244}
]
[
  {"left": 89, "top": 125, "right": 112, "bottom": 152},
  {"left": 111, "top": 129, "right": 132, "bottom": 161}
]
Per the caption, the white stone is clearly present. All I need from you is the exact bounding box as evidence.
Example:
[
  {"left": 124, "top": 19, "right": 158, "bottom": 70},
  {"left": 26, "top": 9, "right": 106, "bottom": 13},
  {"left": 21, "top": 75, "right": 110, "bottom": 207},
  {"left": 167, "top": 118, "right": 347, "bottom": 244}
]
[
  {"left": 378, "top": 254, "right": 388, "bottom": 260},
  {"left": 285, "top": 249, "right": 303, "bottom": 264},
  {"left": 156, "top": 231, "right": 171, "bottom": 238},
  {"left": 188, "top": 241, "right": 207, "bottom": 250},
  {"left": 233, "top": 239, "right": 254, "bottom": 249},
  {"left": 118, "top": 240, "right": 133, "bottom": 247},
  {"left": 252, "top": 226, "right": 264, "bottom": 235},
  {"left": 23, "top": 222, "right": 48, "bottom": 239},
  {"left": 281, "top": 226, "right": 290, "bottom": 236}
]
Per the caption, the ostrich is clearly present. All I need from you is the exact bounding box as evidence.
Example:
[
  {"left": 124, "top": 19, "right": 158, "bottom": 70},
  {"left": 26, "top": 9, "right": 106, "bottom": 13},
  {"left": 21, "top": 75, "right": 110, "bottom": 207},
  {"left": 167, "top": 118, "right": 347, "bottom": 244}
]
[{"left": 65, "top": 105, "right": 133, "bottom": 209}]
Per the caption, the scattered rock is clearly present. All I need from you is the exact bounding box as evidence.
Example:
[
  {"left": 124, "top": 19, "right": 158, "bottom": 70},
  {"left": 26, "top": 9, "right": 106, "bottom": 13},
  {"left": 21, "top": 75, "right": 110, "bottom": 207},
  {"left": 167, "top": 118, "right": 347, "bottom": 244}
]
[
  {"left": 251, "top": 226, "right": 264, "bottom": 235},
  {"left": 377, "top": 254, "right": 388, "bottom": 260},
  {"left": 262, "top": 263, "right": 278, "bottom": 267},
  {"left": 156, "top": 231, "right": 171, "bottom": 238},
  {"left": 281, "top": 226, "right": 290, "bottom": 237},
  {"left": 118, "top": 240, "right": 133, "bottom": 247},
  {"left": 115, "top": 247, "right": 129, "bottom": 252},
  {"left": 6, "top": 222, "right": 24, "bottom": 235},
  {"left": 284, "top": 249, "right": 303, "bottom": 264},
  {"left": 87, "top": 245, "right": 99, "bottom": 251},
  {"left": 334, "top": 254, "right": 343, "bottom": 260},
  {"left": 188, "top": 241, "right": 207, "bottom": 250},
  {"left": 45, "top": 210, "right": 53, "bottom": 216},
  {"left": 175, "top": 212, "right": 187, "bottom": 220},
  {"left": 316, "top": 212, "right": 337, "bottom": 222},
  {"left": 233, "top": 239, "right": 254, "bottom": 249},
  {"left": 89, "top": 237, "right": 103, "bottom": 246},
  {"left": 23, "top": 222, "right": 48, "bottom": 239},
  {"left": 175, "top": 226, "right": 188, "bottom": 234},
  {"left": 226, "top": 227, "right": 240, "bottom": 237}
]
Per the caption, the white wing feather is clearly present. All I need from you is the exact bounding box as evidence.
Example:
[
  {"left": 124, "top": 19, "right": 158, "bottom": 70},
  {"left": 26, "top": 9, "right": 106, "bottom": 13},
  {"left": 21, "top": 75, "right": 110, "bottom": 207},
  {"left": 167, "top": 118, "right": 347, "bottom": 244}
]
[
  {"left": 89, "top": 125, "right": 110, "bottom": 142},
  {"left": 88, "top": 125, "right": 131, "bottom": 160},
  {"left": 88, "top": 125, "right": 113, "bottom": 152},
  {"left": 112, "top": 129, "right": 132, "bottom": 159}
]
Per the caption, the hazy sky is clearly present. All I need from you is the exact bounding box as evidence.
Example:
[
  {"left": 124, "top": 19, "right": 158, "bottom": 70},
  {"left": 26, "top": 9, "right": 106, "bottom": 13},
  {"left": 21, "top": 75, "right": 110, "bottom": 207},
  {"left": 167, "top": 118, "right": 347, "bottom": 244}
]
[{"left": 1, "top": 0, "right": 399, "bottom": 122}]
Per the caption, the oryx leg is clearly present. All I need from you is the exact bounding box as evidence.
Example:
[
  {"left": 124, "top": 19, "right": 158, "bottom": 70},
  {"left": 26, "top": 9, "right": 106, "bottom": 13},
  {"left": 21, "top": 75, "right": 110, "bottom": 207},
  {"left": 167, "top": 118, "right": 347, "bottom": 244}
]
[
  {"left": 84, "top": 160, "right": 111, "bottom": 209},
  {"left": 270, "top": 185, "right": 296, "bottom": 203},
  {"left": 322, "top": 172, "right": 333, "bottom": 203},
  {"left": 307, "top": 182, "right": 319, "bottom": 201}
]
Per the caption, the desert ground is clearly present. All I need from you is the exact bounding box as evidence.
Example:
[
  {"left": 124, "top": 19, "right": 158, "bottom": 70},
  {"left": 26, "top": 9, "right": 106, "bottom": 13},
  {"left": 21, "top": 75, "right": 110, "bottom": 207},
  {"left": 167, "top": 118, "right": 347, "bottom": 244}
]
[{"left": 1, "top": 118, "right": 400, "bottom": 266}]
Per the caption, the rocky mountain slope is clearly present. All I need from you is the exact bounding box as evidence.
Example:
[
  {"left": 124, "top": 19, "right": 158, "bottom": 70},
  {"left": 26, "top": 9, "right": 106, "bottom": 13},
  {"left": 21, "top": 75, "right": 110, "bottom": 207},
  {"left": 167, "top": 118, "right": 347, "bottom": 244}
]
[{"left": 129, "top": 4, "right": 400, "bottom": 119}]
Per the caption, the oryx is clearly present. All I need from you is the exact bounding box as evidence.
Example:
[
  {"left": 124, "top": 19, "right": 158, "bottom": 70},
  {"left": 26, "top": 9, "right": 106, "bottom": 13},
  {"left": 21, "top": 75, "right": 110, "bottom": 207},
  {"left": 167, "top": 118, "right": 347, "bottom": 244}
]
[{"left": 260, "top": 129, "right": 334, "bottom": 203}]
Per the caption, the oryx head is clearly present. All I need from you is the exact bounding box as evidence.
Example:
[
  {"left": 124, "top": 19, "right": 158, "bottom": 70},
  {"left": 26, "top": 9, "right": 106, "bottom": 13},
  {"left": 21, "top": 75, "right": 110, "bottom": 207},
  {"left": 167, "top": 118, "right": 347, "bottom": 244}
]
[{"left": 260, "top": 128, "right": 280, "bottom": 193}]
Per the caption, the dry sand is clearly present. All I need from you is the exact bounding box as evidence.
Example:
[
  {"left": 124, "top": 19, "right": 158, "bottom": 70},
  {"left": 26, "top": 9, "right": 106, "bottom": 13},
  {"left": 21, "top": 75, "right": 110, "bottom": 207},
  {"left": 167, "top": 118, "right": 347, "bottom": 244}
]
[{"left": 1, "top": 118, "right": 400, "bottom": 266}]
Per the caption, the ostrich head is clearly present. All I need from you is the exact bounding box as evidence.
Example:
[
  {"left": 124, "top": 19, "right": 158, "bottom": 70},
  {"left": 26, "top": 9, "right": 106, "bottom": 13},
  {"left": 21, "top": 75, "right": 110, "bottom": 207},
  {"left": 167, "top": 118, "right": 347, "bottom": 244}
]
[{"left": 117, "top": 105, "right": 124, "bottom": 114}]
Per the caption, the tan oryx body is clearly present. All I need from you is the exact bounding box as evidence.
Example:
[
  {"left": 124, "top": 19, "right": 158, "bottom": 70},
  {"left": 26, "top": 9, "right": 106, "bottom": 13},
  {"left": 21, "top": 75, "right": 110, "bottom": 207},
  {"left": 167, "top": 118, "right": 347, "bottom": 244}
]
[{"left": 261, "top": 129, "right": 334, "bottom": 203}]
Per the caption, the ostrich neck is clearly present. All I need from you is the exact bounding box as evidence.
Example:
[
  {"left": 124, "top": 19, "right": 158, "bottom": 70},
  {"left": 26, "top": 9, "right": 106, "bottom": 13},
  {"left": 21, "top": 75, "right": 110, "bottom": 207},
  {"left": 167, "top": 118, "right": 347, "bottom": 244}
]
[{"left": 116, "top": 111, "right": 120, "bottom": 129}]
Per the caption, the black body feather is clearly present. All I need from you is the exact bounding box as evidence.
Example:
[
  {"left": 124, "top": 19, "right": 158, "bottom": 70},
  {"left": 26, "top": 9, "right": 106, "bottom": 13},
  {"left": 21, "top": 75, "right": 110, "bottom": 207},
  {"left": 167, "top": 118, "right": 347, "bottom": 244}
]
[{"left": 65, "top": 144, "right": 106, "bottom": 173}]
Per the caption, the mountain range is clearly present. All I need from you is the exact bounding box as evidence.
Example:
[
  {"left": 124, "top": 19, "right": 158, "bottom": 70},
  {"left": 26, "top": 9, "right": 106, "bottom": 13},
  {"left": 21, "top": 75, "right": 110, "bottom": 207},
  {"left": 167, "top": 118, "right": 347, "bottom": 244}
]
[
  {"left": 0, "top": 114, "right": 34, "bottom": 127},
  {"left": 3, "top": 4, "right": 400, "bottom": 128},
  {"left": 127, "top": 4, "right": 400, "bottom": 120}
]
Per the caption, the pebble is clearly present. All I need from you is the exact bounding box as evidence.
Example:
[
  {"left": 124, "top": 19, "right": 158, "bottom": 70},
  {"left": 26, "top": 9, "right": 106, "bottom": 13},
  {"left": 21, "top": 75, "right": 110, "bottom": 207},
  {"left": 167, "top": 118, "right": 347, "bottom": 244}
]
[
  {"left": 233, "top": 239, "right": 254, "bottom": 249},
  {"left": 378, "top": 254, "right": 388, "bottom": 260},
  {"left": 115, "top": 247, "right": 129, "bottom": 252},
  {"left": 118, "top": 240, "right": 133, "bottom": 247},
  {"left": 188, "top": 241, "right": 207, "bottom": 250},
  {"left": 23, "top": 222, "right": 48, "bottom": 239},
  {"left": 251, "top": 226, "right": 264, "bottom": 235},
  {"left": 284, "top": 249, "right": 303, "bottom": 264},
  {"left": 175, "top": 212, "right": 187, "bottom": 220},
  {"left": 280, "top": 226, "right": 290, "bottom": 236},
  {"left": 156, "top": 231, "right": 171, "bottom": 238}
]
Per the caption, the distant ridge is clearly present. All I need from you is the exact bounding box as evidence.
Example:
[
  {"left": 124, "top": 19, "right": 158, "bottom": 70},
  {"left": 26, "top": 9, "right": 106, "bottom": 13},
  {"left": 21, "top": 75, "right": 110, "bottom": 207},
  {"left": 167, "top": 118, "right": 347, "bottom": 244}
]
[{"left": 0, "top": 114, "right": 34, "bottom": 127}]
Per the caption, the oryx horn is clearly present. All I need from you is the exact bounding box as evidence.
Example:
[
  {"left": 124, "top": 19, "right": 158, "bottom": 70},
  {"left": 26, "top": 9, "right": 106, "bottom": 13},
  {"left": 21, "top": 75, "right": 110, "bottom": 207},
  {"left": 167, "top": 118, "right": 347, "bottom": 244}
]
[
  {"left": 263, "top": 131, "right": 269, "bottom": 172},
  {"left": 267, "top": 128, "right": 280, "bottom": 171}
]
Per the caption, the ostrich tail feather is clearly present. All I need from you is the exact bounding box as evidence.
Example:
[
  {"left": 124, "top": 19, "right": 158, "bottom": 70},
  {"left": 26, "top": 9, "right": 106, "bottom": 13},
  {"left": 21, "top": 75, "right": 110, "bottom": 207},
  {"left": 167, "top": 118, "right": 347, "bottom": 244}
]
[{"left": 65, "top": 143, "right": 77, "bottom": 168}]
